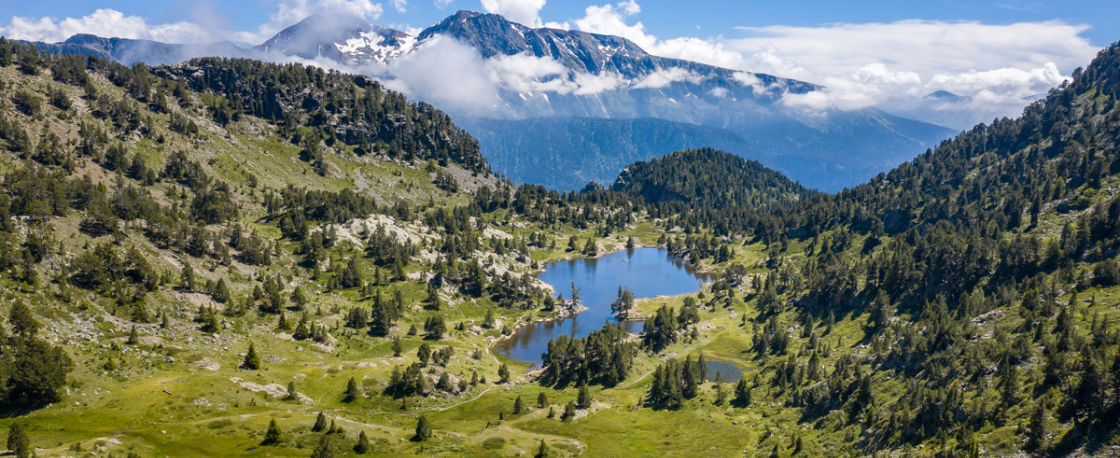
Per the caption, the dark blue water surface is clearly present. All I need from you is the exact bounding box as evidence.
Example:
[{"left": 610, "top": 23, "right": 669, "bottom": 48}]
[{"left": 498, "top": 248, "right": 708, "bottom": 365}]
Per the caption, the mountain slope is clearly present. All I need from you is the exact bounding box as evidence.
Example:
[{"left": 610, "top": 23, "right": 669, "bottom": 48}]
[
  {"left": 737, "top": 42, "right": 1120, "bottom": 455},
  {"left": 24, "top": 34, "right": 253, "bottom": 66},
  {"left": 465, "top": 116, "right": 756, "bottom": 190}
]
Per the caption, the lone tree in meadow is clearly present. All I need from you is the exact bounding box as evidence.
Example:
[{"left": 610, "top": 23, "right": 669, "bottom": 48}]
[
  {"left": 536, "top": 439, "right": 550, "bottom": 458},
  {"left": 414, "top": 415, "right": 432, "bottom": 442},
  {"left": 344, "top": 377, "right": 361, "bottom": 402},
  {"left": 261, "top": 418, "right": 283, "bottom": 445},
  {"left": 354, "top": 430, "right": 370, "bottom": 454},
  {"left": 243, "top": 342, "right": 261, "bottom": 370},
  {"left": 313, "top": 412, "right": 328, "bottom": 432},
  {"left": 7, "top": 424, "right": 31, "bottom": 458},
  {"left": 733, "top": 378, "right": 751, "bottom": 407},
  {"left": 498, "top": 363, "right": 511, "bottom": 384}
]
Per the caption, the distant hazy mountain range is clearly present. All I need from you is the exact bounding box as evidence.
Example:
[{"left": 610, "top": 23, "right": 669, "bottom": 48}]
[{"left": 18, "top": 11, "right": 956, "bottom": 192}]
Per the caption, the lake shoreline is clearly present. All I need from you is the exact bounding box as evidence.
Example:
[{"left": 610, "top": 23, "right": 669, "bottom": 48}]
[{"left": 497, "top": 247, "right": 710, "bottom": 365}]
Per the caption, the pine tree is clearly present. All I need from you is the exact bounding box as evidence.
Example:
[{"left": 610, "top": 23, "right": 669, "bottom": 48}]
[
  {"left": 513, "top": 395, "right": 524, "bottom": 414},
  {"left": 733, "top": 378, "right": 751, "bottom": 407},
  {"left": 126, "top": 325, "right": 139, "bottom": 345},
  {"left": 353, "top": 430, "right": 370, "bottom": 454},
  {"left": 392, "top": 335, "right": 403, "bottom": 357},
  {"left": 1025, "top": 403, "right": 1047, "bottom": 452},
  {"left": 536, "top": 439, "right": 550, "bottom": 458},
  {"left": 212, "top": 278, "right": 230, "bottom": 303},
  {"left": 344, "top": 377, "right": 361, "bottom": 402},
  {"left": 577, "top": 383, "right": 592, "bottom": 409},
  {"left": 262, "top": 418, "right": 282, "bottom": 445},
  {"left": 538, "top": 392, "right": 549, "bottom": 408},
  {"left": 181, "top": 263, "right": 195, "bottom": 291},
  {"left": 243, "top": 342, "right": 261, "bottom": 370},
  {"left": 285, "top": 381, "right": 298, "bottom": 400},
  {"left": 312, "top": 412, "right": 328, "bottom": 432},
  {"left": 310, "top": 435, "right": 334, "bottom": 458},
  {"left": 7, "top": 424, "right": 30, "bottom": 458},
  {"left": 698, "top": 351, "right": 708, "bottom": 382},
  {"left": 561, "top": 400, "right": 576, "bottom": 422},
  {"left": 414, "top": 415, "right": 432, "bottom": 441},
  {"left": 998, "top": 355, "right": 1019, "bottom": 408},
  {"left": 498, "top": 363, "right": 511, "bottom": 383}
]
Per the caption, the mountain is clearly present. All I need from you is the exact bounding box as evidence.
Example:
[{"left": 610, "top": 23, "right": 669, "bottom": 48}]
[
  {"left": 925, "top": 90, "right": 971, "bottom": 103},
  {"left": 463, "top": 116, "right": 756, "bottom": 190},
  {"left": 24, "top": 33, "right": 253, "bottom": 66},
  {"left": 7, "top": 11, "right": 955, "bottom": 192},
  {"left": 255, "top": 13, "right": 416, "bottom": 64},
  {"left": 411, "top": 11, "right": 955, "bottom": 191}
]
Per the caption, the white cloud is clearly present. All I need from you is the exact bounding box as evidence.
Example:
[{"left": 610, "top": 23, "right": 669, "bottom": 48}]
[
  {"left": 570, "top": 71, "right": 626, "bottom": 95},
  {"left": 724, "top": 20, "right": 1096, "bottom": 117},
  {"left": 570, "top": 2, "right": 1096, "bottom": 122},
  {"left": 573, "top": 1, "right": 655, "bottom": 49},
  {"left": 633, "top": 67, "right": 706, "bottom": 89},
  {"left": 486, "top": 52, "right": 568, "bottom": 93},
  {"left": 930, "top": 63, "right": 1065, "bottom": 99},
  {"left": 652, "top": 37, "right": 744, "bottom": 68},
  {"left": 0, "top": 2, "right": 389, "bottom": 46},
  {"left": 0, "top": 9, "right": 211, "bottom": 43},
  {"left": 380, "top": 35, "right": 501, "bottom": 114},
  {"left": 483, "top": 52, "right": 627, "bottom": 96},
  {"left": 435, "top": 0, "right": 455, "bottom": 8},
  {"left": 730, "top": 20, "right": 1093, "bottom": 80},
  {"left": 479, "top": 0, "right": 547, "bottom": 27},
  {"left": 393, "top": 0, "right": 408, "bottom": 13}
]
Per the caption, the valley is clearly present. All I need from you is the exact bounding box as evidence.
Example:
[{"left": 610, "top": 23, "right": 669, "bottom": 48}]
[{"left": 0, "top": 13, "right": 1118, "bottom": 458}]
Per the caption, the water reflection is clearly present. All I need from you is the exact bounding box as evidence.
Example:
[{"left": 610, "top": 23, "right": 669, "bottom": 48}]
[{"left": 498, "top": 248, "right": 709, "bottom": 365}]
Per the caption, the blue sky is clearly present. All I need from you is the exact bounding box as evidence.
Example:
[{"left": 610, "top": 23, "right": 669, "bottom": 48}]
[
  {"left": 1, "top": 0, "right": 1114, "bottom": 128},
  {"left": 2, "top": 1, "right": 1118, "bottom": 46}
]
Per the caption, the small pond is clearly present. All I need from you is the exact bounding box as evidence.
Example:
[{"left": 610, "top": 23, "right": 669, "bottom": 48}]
[
  {"left": 497, "top": 247, "right": 709, "bottom": 365},
  {"left": 704, "top": 360, "right": 744, "bottom": 383}
]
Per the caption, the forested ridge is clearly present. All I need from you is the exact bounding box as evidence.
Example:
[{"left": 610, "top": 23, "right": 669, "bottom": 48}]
[
  {"left": 708, "top": 42, "right": 1120, "bottom": 456},
  {"left": 0, "top": 31, "right": 1119, "bottom": 458}
]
